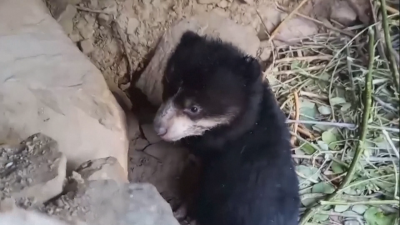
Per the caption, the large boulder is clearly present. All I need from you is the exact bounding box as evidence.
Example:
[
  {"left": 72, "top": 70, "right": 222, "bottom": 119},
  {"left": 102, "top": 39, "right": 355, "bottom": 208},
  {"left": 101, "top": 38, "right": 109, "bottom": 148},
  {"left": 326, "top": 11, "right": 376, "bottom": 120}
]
[
  {"left": 43, "top": 178, "right": 180, "bottom": 225},
  {"left": 0, "top": 0, "right": 129, "bottom": 175}
]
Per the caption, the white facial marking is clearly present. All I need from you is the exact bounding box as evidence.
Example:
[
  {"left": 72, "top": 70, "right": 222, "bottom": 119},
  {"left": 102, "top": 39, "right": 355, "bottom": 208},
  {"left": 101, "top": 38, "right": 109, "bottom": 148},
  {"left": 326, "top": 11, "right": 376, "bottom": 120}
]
[{"left": 153, "top": 98, "right": 232, "bottom": 142}]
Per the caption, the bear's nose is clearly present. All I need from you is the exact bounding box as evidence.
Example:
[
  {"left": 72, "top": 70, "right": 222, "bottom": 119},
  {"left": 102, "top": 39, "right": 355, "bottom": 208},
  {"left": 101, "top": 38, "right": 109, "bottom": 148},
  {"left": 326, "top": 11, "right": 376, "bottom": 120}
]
[{"left": 154, "top": 123, "right": 167, "bottom": 136}]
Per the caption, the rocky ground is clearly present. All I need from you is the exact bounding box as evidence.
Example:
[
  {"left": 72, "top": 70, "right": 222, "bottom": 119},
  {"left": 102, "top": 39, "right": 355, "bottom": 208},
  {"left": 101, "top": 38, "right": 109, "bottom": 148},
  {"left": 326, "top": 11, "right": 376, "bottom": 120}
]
[{"left": 0, "top": 134, "right": 179, "bottom": 225}]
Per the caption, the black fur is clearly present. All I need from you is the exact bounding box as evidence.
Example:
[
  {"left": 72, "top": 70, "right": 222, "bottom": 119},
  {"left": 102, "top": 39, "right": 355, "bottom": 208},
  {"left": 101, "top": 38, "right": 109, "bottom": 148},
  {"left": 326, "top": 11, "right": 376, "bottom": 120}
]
[{"left": 162, "top": 31, "right": 299, "bottom": 225}]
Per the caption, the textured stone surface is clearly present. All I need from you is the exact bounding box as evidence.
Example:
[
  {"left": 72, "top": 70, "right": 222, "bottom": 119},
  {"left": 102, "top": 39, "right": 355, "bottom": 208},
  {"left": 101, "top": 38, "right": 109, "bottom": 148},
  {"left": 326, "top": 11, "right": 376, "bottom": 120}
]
[
  {"left": 45, "top": 178, "right": 179, "bottom": 225},
  {"left": 75, "top": 157, "right": 128, "bottom": 183},
  {"left": 0, "top": 134, "right": 66, "bottom": 206},
  {"left": 0, "top": 0, "right": 129, "bottom": 175}
]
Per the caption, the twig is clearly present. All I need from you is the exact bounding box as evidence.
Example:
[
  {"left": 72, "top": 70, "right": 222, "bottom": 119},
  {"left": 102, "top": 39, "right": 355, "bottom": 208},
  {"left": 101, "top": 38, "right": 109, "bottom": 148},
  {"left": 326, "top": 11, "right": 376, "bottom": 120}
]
[
  {"left": 297, "top": 126, "right": 314, "bottom": 139},
  {"left": 373, "top": 95, "right": 398, "bottom": 112},
  {"left": 320, "top": 200, "right": 399, "bottom": 206},
  {"left": 256, "top": 9, "right": 276, "bottom": 74},
  {"left": 291, "top": 91, "right": 300, "bottom": 145},
  {"left": 382, "top": 130, "right": 400, "bottom": 158},
  {"left": 292, "top": 154, "right": 399, "bottom": 163},
  {"left": 299, "top": 27, "right": 375, "bottom": 225},
  {"left": 369, "top": 0, "right": 389, "bottom": 69},
  {"left": 299, "top": 91, "right": 328, "bottom": 100},
  {"left": 380, "top": 0, "right": 400, "bottom": 92},
  {"left": 346, "top": 45, "right": 358, "bottom": 107},
  {"left": 275, "top": 3, "right": 355, "bottom": 37},
  {"left": 286, "top": 119, "right": 399, "bottom": 133},
  {"left": 269, "top": 0, "right": 311, "bottom": 41},
  {"left": 287, "top": 120, "right": 356, "bottom": 129},
  {"left": 275, "top": 55, "right": 333, "bottom": 63},
  {"left": 376, "top": 1, "right": 400, "bottom": 14}
]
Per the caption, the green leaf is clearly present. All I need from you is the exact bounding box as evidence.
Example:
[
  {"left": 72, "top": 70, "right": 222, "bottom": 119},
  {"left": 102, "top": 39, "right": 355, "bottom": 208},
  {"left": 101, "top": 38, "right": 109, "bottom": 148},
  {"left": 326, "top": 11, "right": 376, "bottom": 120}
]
[
  {"left": 312, "top": 124, "right": 333, "bottom": 132},
  {"left": 267, "top": 75, "right": 280, "bottom": 86},
  {"left": 299, "top": 100, "right": 318, "bottom": 129},
  {"left": 334, "top": 205, "right": 350, "bottom": 212},
  {"left": 316, "top": 73, "right": 331, "bottom": 90},
  {"left": 340, "top": 103, "right": 352, "bottom": 112},
  {"left": 322, "top": 128, "right": 340, "bottom": 150},
  {"left": 318, "top": 105, "right": 332, "bottom": 115},
  {"left": 300, "top": 193, "right": 324, "bottom": 207},
  {"left": 300, "top": 142, "right": 316, "bottom": 154},
  {"left": 364, "top": 207, "right": 396, "bottom": 225},
  {"left": 290, "top": 60, "right": 301, "bottom": 70},
  {"left": 352, "top": 205, "right": 368, "bottom": 214},
  {"left": 312, "top": 182, "right": 335, "bottom": 194},
  {"left": 373, "top": 135, "right": 396, "bottom": 150},
  {"left": 331, "top": 161, "right": 345, "bottom": 173},
  {"left": 312, "top": 213, "right": 330, "bottom": 222},
  {"left": 317, "top": 140, "right": 329, "bottom": 151},
  {"left": 296, "top": 165, "right": 320, "bottom": 189},
  {"left": 330, "top": 97, "right": 347, "bottom": 106}
]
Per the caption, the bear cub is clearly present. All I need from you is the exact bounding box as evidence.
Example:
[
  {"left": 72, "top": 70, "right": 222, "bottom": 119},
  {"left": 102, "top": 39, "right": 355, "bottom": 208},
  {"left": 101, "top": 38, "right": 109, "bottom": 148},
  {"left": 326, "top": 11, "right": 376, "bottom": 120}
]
[{"left": 153, "top": 31, "right": 300, "bottom": 225}]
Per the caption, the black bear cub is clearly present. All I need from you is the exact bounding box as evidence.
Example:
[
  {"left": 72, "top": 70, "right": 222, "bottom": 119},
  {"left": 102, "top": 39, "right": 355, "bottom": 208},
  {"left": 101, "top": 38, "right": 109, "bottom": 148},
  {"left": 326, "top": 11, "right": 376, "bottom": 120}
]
[{"left": 153, "top": 31, "right": 299, "bottom": 225}]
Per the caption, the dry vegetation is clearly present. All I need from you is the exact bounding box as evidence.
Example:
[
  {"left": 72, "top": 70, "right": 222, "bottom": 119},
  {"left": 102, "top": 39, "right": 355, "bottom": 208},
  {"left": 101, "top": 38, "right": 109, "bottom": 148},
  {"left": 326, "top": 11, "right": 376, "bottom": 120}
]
[{"left": 266, "top": 0, "right": 400, "bottom": 224}]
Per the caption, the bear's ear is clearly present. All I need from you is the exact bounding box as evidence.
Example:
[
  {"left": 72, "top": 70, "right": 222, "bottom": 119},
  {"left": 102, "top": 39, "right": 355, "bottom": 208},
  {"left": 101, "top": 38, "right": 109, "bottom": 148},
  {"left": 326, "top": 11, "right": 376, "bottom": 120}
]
[
  {"left": 239, "top": 55, "right": 262, "bottom": 83},
  {"left": 179, "top": 31, "right": 203, "bottom": 46}
]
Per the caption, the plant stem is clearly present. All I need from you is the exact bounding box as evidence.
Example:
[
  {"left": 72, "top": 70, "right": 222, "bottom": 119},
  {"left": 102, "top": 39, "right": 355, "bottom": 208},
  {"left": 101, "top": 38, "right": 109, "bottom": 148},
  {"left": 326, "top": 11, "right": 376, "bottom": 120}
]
[
  {"left": 380, "top": 0, "right": 400, "bottom": 92},
  {"left": 299, "top": 27, "right": 375, "bottom": 225},
  {"left": 320, "top": 200, "right": 399, "bottom": 206}
]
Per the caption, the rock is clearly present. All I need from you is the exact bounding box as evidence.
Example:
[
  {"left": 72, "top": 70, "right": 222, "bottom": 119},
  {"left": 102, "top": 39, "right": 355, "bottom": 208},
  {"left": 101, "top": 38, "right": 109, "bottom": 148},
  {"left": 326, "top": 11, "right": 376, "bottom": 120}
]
[
  {"left": 75, "top": 157, "right": 128, "bottom": 183},
  {"left": 346, "top": 0, "right": 371, "bottom": 25},
  {"left": 127, "top": 18, "right": 140, "bottom": 35},
  {"left": 330, "top": 1, "right": 357, "bottom": 26},
  {"left": 69, "top": 31, "right": 82, "bottom": 43},
  {"left": 90, "top": 0, "right": 98, "bottom": 8},
  {"left": 0, "top": 0, "right": 129, "bottom": 176},
  {"left": 256, "top": 6, "right": 284, "bottom": 40},
  {"left": 97, "top": 14, "right": 111, "bottom": 26},
  {"left": 133, "top": 138, "right": 150, "bottom": 151},
  {"left": 141, "top": 124, "right": 162, "bottom": 144},
  {"left": 274, "top": 17, "right": 319, "bottom": 45},
  {"left": 212, "top": 8, "right": 229, "bottom": 17},
  {"left": 259, "top": 47, "right": 271, "bottom": 61},
  {"left": 129, "top": 141, "right": 191, "bottom": 203},
  {"left": 242, "top": 0, "right": 254, "bottom": 4},
  {"left": 136, "top": 12, "right": 260, "bottom": 106},
  {"left": 79, "top": 39, "right": 94, "bottom": 54},
  {"left": 76, "top": 20, "right": 95, "bottom": 39},
  {"left": 68, "top": 0, "right": 82, "bottom": 5},
  {"left": 197, "top": 0, "right": 220, "bottom": 4},
  {"left": 0, "top": 134, "right": 66, "bottom": 206},
  {"left": 56, "top": 4, "right": 77, "bottom": 35},
  {"left": 0, "top": 198, "right": 85, "bottom": 225},
  {"left": 218, "top": 0, "right": 229, "bottom": 8},
  {"left": 44, "top": 179, "right": 179, "bottom": 225}
]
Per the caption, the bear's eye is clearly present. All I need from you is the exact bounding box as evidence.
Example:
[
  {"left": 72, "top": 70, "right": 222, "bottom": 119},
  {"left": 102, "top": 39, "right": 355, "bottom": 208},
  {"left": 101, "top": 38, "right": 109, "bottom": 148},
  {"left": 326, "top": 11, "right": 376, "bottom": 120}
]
[
  {"left": 190, "top": 106, "right": 199, "bottom": 113},
  {"left": 184, "top": 105, "right": 201, "bottom": 115}
]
